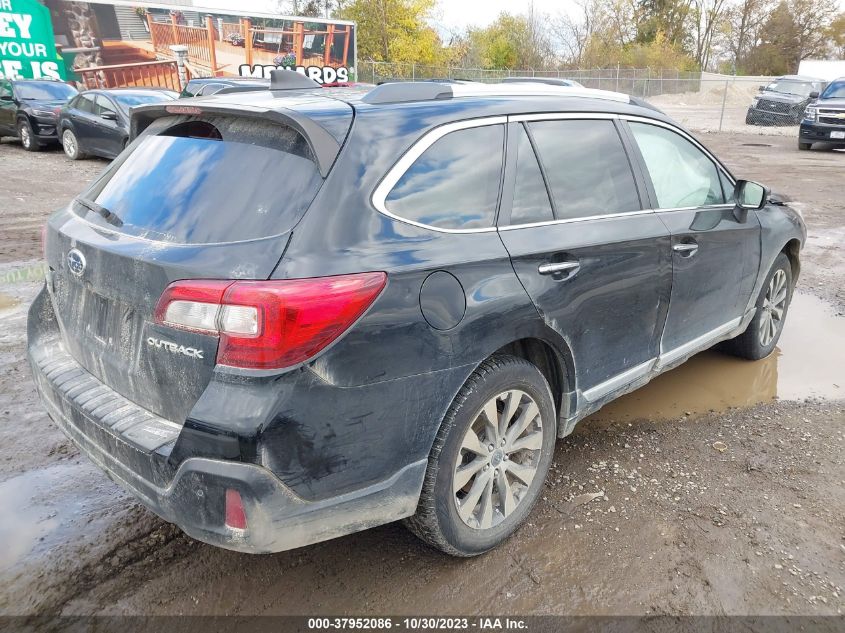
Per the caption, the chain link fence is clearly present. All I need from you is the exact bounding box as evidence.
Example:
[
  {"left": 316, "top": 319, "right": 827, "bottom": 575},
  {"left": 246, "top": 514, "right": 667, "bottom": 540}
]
[{"left": 356, "top": 62, "right": 804, "bottom": 136}]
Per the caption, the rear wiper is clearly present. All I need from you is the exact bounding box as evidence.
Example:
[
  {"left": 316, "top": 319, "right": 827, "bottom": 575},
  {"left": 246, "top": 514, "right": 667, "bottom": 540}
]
[{"left": 75, "top": 197, "right": 123, "bottom": 227}]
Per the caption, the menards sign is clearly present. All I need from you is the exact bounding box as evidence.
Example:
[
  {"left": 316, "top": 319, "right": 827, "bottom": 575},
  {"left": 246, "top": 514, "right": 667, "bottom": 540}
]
[{"left": 0, "top": 0, "right": 65, "bottom": 79}]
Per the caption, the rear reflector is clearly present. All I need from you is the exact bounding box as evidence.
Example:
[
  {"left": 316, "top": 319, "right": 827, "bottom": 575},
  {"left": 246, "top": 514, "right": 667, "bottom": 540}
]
[
  {"left": 224, "top": 488, "right": 247, "bottom": 530},
  {"left": 153, "top": 272, "right": 387, "bottom": 370}
]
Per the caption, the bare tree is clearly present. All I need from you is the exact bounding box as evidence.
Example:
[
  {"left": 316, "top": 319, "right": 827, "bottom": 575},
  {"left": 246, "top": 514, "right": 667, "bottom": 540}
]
[
  {"left": 724, "top": 0, "right": 773, "bottom": 71},
  {"left": 690, "top": 0, "right": 729, "bottom": 69},
  {"left": 790, "top": 0, "right": 838, "bottom": 61},
  {"left": 551, "top": 0, "right": 598, "bottom": 66}
]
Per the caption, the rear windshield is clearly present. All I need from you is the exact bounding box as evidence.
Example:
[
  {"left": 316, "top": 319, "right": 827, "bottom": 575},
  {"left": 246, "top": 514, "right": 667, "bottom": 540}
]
[
  {"left": 111, "top": 91, "right": 176, "bottom": 111},
  {"left": 76, "top": 115, "right": 322, "bottom": 244},
  {"left": 15, "top": 81, "right": 77, "bottom": 100}
]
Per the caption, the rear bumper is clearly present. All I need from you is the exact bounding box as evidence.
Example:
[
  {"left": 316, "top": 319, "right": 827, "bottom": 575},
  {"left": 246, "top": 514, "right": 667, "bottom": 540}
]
[
  {"left": 28, "top": 294, "right": 425, "bottom": 553},
  {"left": 799, "top": 121, "right": 845, "bottom": 146}
]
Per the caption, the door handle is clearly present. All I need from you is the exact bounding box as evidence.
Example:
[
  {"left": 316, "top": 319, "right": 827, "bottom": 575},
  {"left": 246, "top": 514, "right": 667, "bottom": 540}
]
[
  {"left": 672, "top": 242, "right": 699, "bottom": 257},
  {"left": 538, "top": 261, "right": 580, "bottom": 276}
]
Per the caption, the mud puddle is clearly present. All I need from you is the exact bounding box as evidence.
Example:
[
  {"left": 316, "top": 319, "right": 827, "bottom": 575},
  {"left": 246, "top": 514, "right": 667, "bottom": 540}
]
[
  {"left": 588, "top": 293, "right": 844, "bottom": 422},
  {"left": 0, "top": 293, "right": 19, "bottom": 310},
  {"left": 0, "top": 460, "right": 141, "bottom": 613}
]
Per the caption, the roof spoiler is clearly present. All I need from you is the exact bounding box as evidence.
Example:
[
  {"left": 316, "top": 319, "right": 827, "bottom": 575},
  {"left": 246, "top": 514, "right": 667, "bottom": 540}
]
[
  {"left": 129, "top": 102, "right": 340, "bottom": 177},
  {"left": 270, "top": 69, "right": 321, "bottom": 91}
]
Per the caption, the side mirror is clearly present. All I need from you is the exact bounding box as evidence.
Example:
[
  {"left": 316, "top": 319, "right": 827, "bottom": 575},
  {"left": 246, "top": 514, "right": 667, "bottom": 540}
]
[
  {"left": 101, "top": 110, "right": 118, "bottom": 121},
  {"left": 734, "top": 180, "right": 769, "bottom": 212},
  {"left": 759, "top": 85, "right": 767, "bottom": 91},
  {"left": 809, "top": 91, "right": 819, "bottom": 99}
]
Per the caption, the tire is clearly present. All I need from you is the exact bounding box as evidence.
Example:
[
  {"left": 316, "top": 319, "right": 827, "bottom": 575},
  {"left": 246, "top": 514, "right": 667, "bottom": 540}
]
[
  {"left": 404, "top": 354, "right": 557, "bottom": 557},
  {"left": 18, "top": 119, "right": 40, "bottom": 152},
  {"left": 722, "top": 253, "right": 792, "bottom": 361},
  {"left": 61, "top": 128, "right": 86, "bottom": 160},
  {"left": 798, "top": 141, "right": 812, "bottom": 151}
]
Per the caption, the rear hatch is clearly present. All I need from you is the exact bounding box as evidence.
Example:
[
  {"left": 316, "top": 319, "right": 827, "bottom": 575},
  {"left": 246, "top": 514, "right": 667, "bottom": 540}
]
[{"left": 44, "top": 97, "right": 352, "bottom": 423}]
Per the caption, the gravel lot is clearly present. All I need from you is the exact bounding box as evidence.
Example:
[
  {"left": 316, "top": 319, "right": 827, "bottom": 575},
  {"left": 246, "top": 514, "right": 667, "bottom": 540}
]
[{"left": 0, "top": 132, "right": 842, "bottom": 618}]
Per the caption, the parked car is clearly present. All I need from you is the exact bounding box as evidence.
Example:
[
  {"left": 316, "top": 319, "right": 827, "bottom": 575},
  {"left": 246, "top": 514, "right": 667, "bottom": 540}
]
[
  {"left": 799, "top": 77, "right": 845, "bottom": 150},
  {"left": 58, "top": 88, "right": 178, "bottom": 160},
  {"left": 0, "top": 79, "right": 77, "bottom": 151},
  {"left": 29, "top": 72, "right": 805, "bottom": 557},
  {"left": 179, "top": 76, "right": 270, "bottom": 98},
  {"left": 745, "top": 75, "right": 826, "bottom": 125}
]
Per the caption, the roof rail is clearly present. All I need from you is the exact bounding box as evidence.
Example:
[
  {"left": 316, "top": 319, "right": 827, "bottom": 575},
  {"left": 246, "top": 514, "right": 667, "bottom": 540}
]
[
  {"left": 502, "top": 77, "right": 577, "bottom": 86},
  {"left": 270, "top": 69, "right": 321, "bottom": 90},
  {"left": 360, "top": 80, "right": 631, "bottom": 106},
  {"left": 361, "top": 82, "right": 453, "bottom": 104}
]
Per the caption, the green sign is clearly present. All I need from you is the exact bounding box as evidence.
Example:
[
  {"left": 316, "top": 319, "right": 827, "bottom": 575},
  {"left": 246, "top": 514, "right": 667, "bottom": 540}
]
[{"left": 0, "top": 0, "right": 66, "bottom": 80}]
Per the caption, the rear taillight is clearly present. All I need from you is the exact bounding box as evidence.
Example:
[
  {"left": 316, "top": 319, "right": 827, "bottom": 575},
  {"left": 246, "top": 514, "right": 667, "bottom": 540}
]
[
  {"left": 153, "top": 273, "right": 387, "bottom": 370},
  {"left": 224, "top": 488, "right": 247, "bottom": 530}
]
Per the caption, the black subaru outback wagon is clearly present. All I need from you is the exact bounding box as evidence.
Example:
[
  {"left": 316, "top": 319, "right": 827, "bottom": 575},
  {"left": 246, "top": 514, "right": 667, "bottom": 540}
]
[{"left": 29, "top": 72, "right": 805, "bottom": 557}]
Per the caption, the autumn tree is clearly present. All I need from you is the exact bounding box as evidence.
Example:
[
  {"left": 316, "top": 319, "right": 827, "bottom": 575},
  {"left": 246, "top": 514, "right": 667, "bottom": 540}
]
[
  {"left": 829, "top": 13, "right": 845, "bottom": 58},
  {"left": 741, "top": 0, "right": 838, "bottom": 74},
  {"left": 335, "top": 0, "right": 443, "bottom": 63},
  {"left": 637, "top": 0, "right": 694, "bottom": 46},
  {"left": 461, "top": 7, "right": 554, "bottom": 70}
]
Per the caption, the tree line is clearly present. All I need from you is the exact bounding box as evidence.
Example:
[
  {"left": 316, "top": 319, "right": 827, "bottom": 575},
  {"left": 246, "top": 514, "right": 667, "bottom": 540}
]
[{"left": 276, "top": 0, "right": 845, "bottom": 75}]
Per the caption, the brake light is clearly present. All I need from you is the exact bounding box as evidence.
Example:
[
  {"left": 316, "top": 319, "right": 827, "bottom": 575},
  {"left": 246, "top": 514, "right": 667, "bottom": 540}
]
[
  {"left": 153, "top": 273, "right": 387, "bottom": 370},
  {"left": 224, "top": 488, "right": 247, "bottom": 530}
]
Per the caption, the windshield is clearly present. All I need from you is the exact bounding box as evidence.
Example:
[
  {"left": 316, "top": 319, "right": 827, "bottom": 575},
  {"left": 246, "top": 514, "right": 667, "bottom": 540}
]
[
  {"left": 77, "top": 116, "right": 323, "bottom": 244},
  {"left": 15, "top": 82, "right": 77, "bottom": 100},
  {"left": 763, "top": 80, "right": 818, "bottom": 97},
  {"left": 111, "top": 91, "right": 176, "bottom": 113},
  {"left": 820, "top": 81, "right": 845, "bottom": 99}
]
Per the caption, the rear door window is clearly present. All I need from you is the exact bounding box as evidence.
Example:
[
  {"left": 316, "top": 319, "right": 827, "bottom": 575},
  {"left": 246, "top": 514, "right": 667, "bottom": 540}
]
[
  {"left": 77, "top": 115, "right": 323, "bottom": 244},
  {"left": 76, "top": 94, "right": 96, "bottom": 114},
  {"left": 529, "top": 119, "right": 642, "bottom": 220},
  {"left": 384, "top": 124, "right": 504, "bottom": 230},
  {"left": 509, "top": 124, "right": 554, "bottom": 225}
]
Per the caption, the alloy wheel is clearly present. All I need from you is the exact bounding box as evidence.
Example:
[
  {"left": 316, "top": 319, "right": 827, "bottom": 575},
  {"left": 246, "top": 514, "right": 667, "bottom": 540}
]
[
  {"left": 453, "top": 389, "right": 544, "bottom": 530},
  {"left": 63, "top": 130, "right": 77, "bottom": 158},
  {"left": 19, "top": 123, "right": 31, "bottom": 149},
  {"left": 759, "top": 268, "right": 787, "bottom": 347}
]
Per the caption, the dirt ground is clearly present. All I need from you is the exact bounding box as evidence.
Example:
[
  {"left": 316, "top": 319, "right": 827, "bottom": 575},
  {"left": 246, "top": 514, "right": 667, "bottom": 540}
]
[{"left": 0, "top": 132, "right": 842, "bottom": 618}]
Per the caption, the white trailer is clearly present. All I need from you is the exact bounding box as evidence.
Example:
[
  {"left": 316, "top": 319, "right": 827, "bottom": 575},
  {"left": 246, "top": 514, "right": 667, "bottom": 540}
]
[{"left": 798, "top": 60, "right": 845, "bottom": 81}]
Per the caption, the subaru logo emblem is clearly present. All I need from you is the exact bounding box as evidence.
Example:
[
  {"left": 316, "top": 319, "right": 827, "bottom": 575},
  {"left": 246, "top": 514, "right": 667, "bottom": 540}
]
[{"left": 67, "top": 248, "right": 86, "bottom": 277}]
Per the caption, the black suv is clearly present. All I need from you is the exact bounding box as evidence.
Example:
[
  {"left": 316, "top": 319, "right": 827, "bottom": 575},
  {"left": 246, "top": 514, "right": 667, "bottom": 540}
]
[
  {"left": 0, "top": 79, "right": 78, "bottom": 150},
  {"left": 28, "top": 73, "right": 805, "bottom": 557},
  {"left": 799, "top": 77, "right": 845, "bottom": 150},
  {"left": 745, "top": 75, "right": 825, "bottom": 126}
]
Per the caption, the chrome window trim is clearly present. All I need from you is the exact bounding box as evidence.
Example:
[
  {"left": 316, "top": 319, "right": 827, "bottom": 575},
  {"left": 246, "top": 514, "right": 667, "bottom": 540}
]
[
  {"left": 508, "top": 112, "right": 618, "bottom": 122},
  {"left": 498, "top": 209, "right": 654, "bottom": 231},
  {"left": 654, "top": 203, "right": 735, "bottom": 214},
  {"left": 371, "top": 116, "right": 507, "bottom": 235},
  {"left": 371, "top": 111, "right": 738, "bottom": 235}
]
